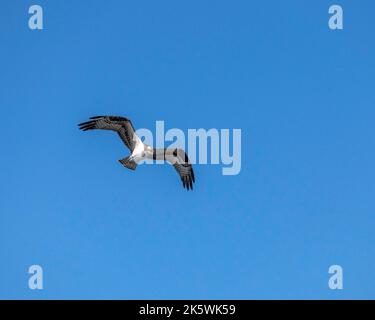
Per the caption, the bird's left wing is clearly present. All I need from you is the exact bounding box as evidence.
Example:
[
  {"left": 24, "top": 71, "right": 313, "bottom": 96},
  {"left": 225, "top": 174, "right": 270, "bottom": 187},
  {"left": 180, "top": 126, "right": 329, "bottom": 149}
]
[
  {"left": 78, "top": 116, "right": 140, "bottom": 152},
  {"left": 163, "top": 148, "right": 195, "bottom": 190}
]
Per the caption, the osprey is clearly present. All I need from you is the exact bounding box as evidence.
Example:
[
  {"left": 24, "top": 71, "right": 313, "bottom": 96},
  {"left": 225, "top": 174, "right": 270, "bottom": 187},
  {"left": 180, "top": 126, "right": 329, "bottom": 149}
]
[{"left": 78, "top": 116, "right": 195, "bottom": 190}]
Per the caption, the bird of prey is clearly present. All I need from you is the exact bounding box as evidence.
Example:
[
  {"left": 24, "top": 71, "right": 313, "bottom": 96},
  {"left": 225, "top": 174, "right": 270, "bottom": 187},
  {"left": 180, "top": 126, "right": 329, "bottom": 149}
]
[{"left": 78, "top": 116, "right": 195, "bottom": 190}]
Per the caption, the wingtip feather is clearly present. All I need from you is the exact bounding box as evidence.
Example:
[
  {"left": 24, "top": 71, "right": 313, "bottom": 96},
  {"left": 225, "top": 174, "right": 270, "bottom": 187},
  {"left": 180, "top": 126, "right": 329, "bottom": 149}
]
[{"left": 90, "top": 116, "right": 105, "bottom": 119}]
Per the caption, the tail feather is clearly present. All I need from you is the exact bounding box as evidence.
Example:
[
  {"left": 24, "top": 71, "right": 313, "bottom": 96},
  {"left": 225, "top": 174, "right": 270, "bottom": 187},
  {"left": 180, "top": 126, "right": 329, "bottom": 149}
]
[{"left": 119, "top": 156, "right": 137, "bottom": 170}]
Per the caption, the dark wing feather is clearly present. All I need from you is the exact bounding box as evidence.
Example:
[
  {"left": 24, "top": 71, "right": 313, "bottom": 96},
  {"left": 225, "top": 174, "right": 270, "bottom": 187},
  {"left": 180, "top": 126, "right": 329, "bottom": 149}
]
[
  {"left": 164, "top": 148, "right": 195, "bottom": 190},
  {"left": 78, "top": 116, "right": 138, "bottom": 151}
]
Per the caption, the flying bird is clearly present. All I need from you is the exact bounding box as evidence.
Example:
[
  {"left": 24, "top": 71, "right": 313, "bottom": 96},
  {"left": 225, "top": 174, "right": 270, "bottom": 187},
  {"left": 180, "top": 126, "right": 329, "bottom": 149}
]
[{"left": 78, "top": 116, "right": 195, "bottom": 190}]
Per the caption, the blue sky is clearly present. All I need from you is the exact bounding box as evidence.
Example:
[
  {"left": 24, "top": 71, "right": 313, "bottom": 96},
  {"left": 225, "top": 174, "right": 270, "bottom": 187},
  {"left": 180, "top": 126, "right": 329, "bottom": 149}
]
[{"left": 1, "top": 0, "right": 374, "bottom": 299}]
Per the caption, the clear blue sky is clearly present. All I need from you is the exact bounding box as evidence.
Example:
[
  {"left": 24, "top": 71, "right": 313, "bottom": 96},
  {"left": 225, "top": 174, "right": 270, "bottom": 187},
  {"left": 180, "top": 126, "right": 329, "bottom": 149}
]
[{"left": 1, "top": 0, "right": 374, "bottom": 299}]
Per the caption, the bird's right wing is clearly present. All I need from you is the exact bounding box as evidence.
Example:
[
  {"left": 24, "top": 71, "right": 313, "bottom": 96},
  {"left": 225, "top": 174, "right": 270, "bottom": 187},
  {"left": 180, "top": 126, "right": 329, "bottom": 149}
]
[
  {"left": 78, "top": 116, "right": 140, "bottom": 152},
  {"left": 162, "top": 148, "right": 195, "bottom": 190}
]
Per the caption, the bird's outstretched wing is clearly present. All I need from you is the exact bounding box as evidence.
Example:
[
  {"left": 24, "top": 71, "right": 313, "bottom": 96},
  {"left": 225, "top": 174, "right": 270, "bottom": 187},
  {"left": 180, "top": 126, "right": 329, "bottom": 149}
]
[
  {"left": 153, "top": 148, "right": 195, "bottom": 190},
  {"left": 78, "top": 116, "right": 140, "bottom": 152}
]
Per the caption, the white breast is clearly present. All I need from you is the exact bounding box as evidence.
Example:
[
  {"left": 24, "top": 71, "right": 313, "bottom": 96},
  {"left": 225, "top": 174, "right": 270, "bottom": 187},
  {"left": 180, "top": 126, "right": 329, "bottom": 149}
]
[{"left": 131, "top": 140, "right": 145, "bottom": 162}]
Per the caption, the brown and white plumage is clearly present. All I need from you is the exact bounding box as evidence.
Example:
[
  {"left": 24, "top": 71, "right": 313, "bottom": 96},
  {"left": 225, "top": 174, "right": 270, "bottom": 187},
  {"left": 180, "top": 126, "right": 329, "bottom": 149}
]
[
  {"left": 78, "top": 116, "right": 195, "bottom": 190},
  {"left": 78, "top": 116, "right": 139, "bottom": 151},
  {"left": 152, "top": 148, "right": 195, "bottom": 190}
]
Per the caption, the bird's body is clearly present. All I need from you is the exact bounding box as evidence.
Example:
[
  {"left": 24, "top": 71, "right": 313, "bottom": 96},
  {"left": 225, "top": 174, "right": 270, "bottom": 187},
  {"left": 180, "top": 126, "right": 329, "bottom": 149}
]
[
  {"left": 130, "top": 139, "right": 148, "bottom": 163},
  {"left": 78, "top": 116, "right": 195, "bottom": 190}
]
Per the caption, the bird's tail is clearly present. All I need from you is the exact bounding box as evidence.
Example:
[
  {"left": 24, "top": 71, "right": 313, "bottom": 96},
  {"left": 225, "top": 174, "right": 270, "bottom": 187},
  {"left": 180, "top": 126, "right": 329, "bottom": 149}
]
[{"left": 119, "top": 156, "right": 137, "bottom": 170}]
